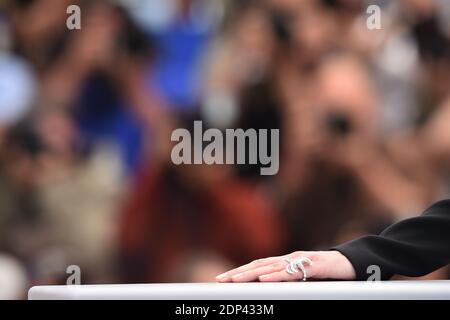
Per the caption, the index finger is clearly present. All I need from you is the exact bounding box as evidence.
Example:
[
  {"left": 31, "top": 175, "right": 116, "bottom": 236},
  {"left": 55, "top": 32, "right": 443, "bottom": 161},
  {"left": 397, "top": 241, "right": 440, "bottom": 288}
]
[{"left": 216, "top": 256, "right": 283, "bottom": 282}]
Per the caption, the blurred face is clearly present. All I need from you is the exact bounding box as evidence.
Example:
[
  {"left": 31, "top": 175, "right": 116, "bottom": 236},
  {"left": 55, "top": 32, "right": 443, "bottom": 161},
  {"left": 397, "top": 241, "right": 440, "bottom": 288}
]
[
  {"left": 286, "top": 54, "right": 379, "bottom": 159},
  {"left": 2, "top": 146, "right": 39, "bottom": 189},
  {"left": 294, "top": 9, "right": 332, "bottom": 51},
  {"left": 287, "top": 3, "right": 336, "bottom": 62},
  {"left": 69, "top": 2, "right": 122, "bottom": 70},
  {"left": 35, "top": 111, "right": 76, "bottom": 156},
  {"left": 234, "top": 7, "right": 275, "bottom": 67},
  {"left": 402, "top": 0, "right": 437, "bottom": 16},
  {"left": 12, "top": 0, "right": 72, "bottom": 42},
  {"left": 314, "top": 54, "right": 378, "bottom": 137}
]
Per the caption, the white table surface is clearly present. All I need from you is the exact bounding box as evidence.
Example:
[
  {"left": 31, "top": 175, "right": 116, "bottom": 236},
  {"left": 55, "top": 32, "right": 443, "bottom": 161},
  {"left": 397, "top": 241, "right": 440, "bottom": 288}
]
[{"left": 28, "top": 281, "right": 450, "bottom": 300}]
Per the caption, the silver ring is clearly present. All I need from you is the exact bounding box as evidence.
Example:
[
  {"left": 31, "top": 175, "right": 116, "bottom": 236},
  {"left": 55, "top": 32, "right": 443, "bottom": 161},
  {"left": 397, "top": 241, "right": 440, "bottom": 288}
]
[{"left": 284, "top": 257, "right": 312, "bottom": 281}]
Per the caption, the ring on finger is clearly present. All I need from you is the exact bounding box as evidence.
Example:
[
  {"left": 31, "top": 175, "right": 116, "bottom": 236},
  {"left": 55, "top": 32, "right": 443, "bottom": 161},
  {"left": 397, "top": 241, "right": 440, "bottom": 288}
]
[{"left": 284, "top": 257, "right": 312, "bottom": 281}]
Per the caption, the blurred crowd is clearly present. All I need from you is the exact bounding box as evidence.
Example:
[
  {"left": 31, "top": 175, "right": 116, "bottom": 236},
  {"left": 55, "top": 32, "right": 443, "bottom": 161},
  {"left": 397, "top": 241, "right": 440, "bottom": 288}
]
[{"left": 1, "top": 0, "right": 450, "bottom": 299}]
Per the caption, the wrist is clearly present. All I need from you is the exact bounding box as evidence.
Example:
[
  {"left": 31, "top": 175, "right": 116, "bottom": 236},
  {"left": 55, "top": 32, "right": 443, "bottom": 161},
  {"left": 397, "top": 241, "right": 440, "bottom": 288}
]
[{"left": 327, "top": 250, "right": 357, "bottom": 280}]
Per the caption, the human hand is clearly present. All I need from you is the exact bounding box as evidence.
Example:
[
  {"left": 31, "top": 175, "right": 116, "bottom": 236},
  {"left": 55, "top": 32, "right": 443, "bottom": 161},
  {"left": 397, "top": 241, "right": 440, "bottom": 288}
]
[{"left": 216, "top": 250, "right": 356, "bottom": 282}]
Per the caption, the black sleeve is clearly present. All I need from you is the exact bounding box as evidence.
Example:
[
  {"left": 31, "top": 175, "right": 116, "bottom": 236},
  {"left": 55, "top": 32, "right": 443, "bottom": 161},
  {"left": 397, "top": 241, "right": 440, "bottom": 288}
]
[{"left": 333, "top": 199, "right": 450, "bottom": 280}]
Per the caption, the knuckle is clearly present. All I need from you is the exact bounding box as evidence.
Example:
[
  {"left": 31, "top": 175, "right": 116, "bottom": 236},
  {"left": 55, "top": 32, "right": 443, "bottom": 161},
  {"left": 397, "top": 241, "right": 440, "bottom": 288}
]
[
  {"left": 253, "top": 258, "right": 266, "bottom": 266},
  {"left": 286, "top": 251, "right": 302, "bottom": 258}
]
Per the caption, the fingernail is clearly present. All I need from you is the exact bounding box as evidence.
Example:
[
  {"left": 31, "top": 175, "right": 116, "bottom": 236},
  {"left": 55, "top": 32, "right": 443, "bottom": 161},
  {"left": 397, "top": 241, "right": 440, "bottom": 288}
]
[
  {"left": 259, "top": 275, "right": 269, "bottom": 281},
  {"left": 216, "top": 273, "right": 228, "bottom": 280}
]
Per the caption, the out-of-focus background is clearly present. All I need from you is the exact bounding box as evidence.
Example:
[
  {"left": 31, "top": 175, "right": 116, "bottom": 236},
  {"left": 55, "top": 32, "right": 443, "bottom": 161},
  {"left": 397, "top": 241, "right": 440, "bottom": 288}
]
[{"left": 0, "top": 0, "right": 450, "bottom": 299}]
